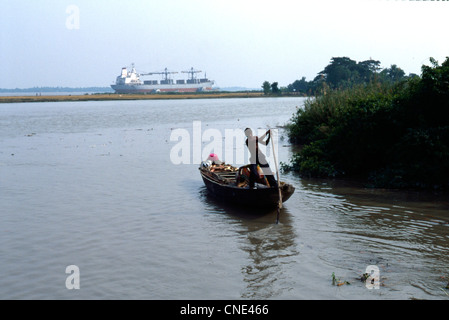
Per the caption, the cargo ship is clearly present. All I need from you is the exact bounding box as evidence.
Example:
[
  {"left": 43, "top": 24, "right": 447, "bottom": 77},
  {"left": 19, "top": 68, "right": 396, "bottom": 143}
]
[{"left": 111, "top": 64, "right": 215, "bottom": 93}]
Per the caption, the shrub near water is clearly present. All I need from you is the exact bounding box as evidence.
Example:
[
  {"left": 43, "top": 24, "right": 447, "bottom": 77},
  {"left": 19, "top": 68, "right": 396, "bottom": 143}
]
[{"left": 286, "top": 57, "right": 449, "bottom": 189}]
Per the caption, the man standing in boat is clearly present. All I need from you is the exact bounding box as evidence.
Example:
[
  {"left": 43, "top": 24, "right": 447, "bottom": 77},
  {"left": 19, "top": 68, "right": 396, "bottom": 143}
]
[{"left": 244, "top": 128, "right": 278, "bottom": 188}]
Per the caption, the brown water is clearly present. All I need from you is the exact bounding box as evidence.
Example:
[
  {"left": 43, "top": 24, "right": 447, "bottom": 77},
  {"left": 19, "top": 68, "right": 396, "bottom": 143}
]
[{"left": 0, "top": 97, "right": 448, "bottom": 299}]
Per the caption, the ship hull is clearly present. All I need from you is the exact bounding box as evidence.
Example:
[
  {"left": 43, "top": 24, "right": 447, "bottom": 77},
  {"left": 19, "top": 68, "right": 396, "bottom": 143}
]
[{"left": 111, "top": 82, "right": 214, "bottom": 94}]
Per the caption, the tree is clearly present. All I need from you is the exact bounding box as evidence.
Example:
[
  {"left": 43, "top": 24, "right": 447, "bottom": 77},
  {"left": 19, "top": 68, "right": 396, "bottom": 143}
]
[
  {"left": 357, "top": 59, "right": 381, "bottom": 81},
  {"left": 378, "top": 65, "right": 406, "bottom": 83},
  {"left": 271, "top": 82, "right": 280, "bottom": 94},
  {"left": 387, "top": 64, "right": 405, "bottom": 82},
  {"left": 288, "top": 77, "right": 309, "bottom": 94},
  {"left": 318, "top": 57, "right": 357, "bottom": 88},
  {"left": 317, "top": 57, "right": 382, "bottom": 89},
  {"left": 286, "top": 57, "right": 407, "bottom": 96},
  {"left": 262, "top": 81, "right": 271, "bottom": 95}
]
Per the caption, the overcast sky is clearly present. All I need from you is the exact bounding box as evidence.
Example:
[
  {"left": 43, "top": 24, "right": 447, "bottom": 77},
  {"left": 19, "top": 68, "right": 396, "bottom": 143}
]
[{"left": 1, "top": 0, "right": 448, "bottom": 89}]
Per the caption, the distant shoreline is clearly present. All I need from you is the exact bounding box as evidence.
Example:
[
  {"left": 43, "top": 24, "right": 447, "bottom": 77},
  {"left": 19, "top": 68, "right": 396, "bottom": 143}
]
[{"left": 0, "top": 91, "right": 304, "bottom": 103}]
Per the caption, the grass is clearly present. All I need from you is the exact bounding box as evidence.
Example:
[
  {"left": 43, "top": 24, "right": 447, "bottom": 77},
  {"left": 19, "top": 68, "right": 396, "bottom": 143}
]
[{"left": 0, "top": 91, "right": 266, "bottom": 103}]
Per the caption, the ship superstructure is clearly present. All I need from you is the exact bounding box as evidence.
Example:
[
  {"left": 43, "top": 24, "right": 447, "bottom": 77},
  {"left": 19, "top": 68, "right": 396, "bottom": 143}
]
[{"left": 111, "top": 64, "right": 215, "bottom": 93}]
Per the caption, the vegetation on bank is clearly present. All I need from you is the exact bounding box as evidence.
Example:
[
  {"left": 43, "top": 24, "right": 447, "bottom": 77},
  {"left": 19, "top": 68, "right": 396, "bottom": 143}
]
[
  {"left": 284, "top": 57, "right": 449, "bottom": 190},
  {"left": 263, "top": 56, "right": 416, "bottom": 96}
]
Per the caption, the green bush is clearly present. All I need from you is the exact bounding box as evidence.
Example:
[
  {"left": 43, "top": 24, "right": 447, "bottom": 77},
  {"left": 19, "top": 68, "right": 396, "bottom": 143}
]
[{"left": 286, "top": 57, "right": 449, "bottom": 189}]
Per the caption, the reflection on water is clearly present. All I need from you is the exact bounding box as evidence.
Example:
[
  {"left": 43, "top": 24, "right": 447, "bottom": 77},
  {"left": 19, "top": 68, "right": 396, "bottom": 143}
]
[
  {"left": 295, "top": 177, "right": 449, "bottom": 299},
  {"left": 239, "top": 212, "right": 296, "bottom": 299},
  {"left": 199, "top": 187, "right": 298, "bottom": 299},
  {"left": 199, "top": 171, "right": 449, "bottom": 299}
]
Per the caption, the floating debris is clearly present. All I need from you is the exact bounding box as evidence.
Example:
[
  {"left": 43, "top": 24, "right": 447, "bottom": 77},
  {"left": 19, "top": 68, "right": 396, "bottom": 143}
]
[
  {"left": 360, "top": 273, "right": 376, "bottom": 285},
  {"left": 331, "top": 272, "right": 350, "bottom": 286}
]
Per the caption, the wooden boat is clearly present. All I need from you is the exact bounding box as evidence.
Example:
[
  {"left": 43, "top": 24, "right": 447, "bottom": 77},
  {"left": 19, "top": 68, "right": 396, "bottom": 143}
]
[{"left": 199, "top": 163, "right": 295, "bottom": 208}]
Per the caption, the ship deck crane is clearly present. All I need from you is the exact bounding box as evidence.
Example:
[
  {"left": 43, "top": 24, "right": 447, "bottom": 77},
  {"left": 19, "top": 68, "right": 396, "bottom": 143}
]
[
  {"left": 181, "top": 67, "right": 202, "bottom": 80},
  {"left": 142, "top": 67, "right": 178, "bottom": 81}
]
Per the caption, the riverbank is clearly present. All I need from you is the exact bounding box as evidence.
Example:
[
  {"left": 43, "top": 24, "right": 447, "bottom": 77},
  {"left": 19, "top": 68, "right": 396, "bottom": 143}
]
[
  {"left": 0, "top": 91, "right": 272, "bottom": 103},
  {"left": 285, "top": 57, "right": 449, "bottom": 190}
]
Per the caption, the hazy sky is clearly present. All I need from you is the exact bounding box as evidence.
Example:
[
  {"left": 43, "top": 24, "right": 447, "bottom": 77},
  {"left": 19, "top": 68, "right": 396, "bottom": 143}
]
[{"left": 1, "top": 0, "right": 448, "bottom": 89}]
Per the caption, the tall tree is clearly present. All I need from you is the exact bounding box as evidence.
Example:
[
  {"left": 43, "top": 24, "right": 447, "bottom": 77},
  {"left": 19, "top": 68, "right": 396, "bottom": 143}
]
[
  {"left": 318, "top": 57, "right": 358, "bottom": 88},
  {"left": 357, "top": 59, "right": 381, "bottom": 81},
  {"left": 386, "top": 64, "right": 406, "bottom": 82},
  {"left": 317, "top": 57, "right": 382, "bottom": 89},
  {"left": 262, "top": 81, "right": 271, "bottom": 95},
  {"left": 271, "top": 82, "right": 280, "bottom": 94},
  {"left": 288, "top": 77, "right": 309, "bottom": 94}
]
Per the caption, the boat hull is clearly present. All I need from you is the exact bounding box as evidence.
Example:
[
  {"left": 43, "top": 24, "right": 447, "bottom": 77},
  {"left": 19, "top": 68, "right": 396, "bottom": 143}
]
[
  {"left": 111, "top": 82, "right": 214, "bottom": 94},
  {"left": 200, "top": 169, "right": 295, "bottom": 208}
]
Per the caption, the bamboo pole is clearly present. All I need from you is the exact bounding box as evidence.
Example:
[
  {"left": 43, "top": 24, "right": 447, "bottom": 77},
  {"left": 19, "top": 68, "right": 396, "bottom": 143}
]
[{"left": 270, "top": 129, "right": 283, "bottom": 224}]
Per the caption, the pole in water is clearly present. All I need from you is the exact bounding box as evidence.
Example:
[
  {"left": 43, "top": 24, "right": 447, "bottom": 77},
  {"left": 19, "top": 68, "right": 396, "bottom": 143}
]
[
  {"left": 276, "top": 206, "right": 281, "bottom": 224},
  {"left": 270, "top": 129, "right": 283, "bottom": 224}
]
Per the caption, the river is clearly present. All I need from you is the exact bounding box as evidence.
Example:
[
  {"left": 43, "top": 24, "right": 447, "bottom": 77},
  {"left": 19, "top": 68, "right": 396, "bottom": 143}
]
[{"left": 0, "top": 97, "right": 448, "bottom": 300}]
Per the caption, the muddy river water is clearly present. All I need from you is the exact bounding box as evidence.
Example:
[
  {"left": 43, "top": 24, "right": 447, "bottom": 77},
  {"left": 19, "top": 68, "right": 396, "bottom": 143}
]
[{"left": 1, "top": 97, "right": 448, "bottom": 299}]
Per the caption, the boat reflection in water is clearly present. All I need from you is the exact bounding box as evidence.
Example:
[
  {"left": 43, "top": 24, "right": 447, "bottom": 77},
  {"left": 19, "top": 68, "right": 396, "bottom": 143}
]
[
  {"left": 198, "top": 160, "right": 298, "bottom": 299},
  {"left": 199, "top": 182, "right": 298, "bottom": 299}
]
